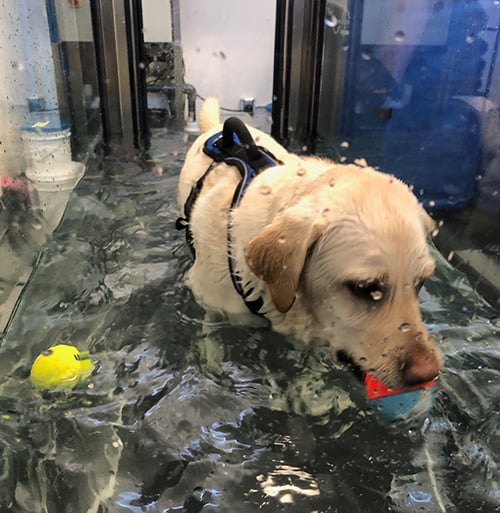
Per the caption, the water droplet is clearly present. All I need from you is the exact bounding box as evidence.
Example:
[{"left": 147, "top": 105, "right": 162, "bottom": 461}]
[
  {"left": 342, "top": 44, "right": 350, "bottom": 52},
  {"left": 340, "top": 140, "right": 350, "bottom": 148},
  {"left": 361, "top": 50, "right": 372, "bottom": 61},
  {"left": 447, "top": 251, "right": 455, "bottom": 261},
  {"left": 371, "top": 290, "right": 383, "bottom": 301},
  {"left": 431, "top": 228, "right": 439, "bottom": 238},
  {"left": 302, "top": 145, "right": 308, "bottom": 152},
  {"left": 138, "top": 62, "right": 146, "bottom": 69},
  {"left": 12, "top": 61, "right": 25, "bottom": 72},
  {"left": 354, "top": 158, "right": 368, "bottom": 167},
  {"left": 428, "top": 200, "right": 436, "bottom": 207},
  {"left": 399, "top": 323, "right": 411, "bottom": 332},
  {"left": 394, "top": 30, "right": 405, "bottom": 42},
  {"left": 466, "top": 33, "right": 475, "bottom": 44},
  {"left": 258, "top": 185, "right": 272, "bottom": 195}
]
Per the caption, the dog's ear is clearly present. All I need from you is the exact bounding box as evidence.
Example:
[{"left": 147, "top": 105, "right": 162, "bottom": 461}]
[{"left": 244, "top": 215, "right": 325, "bottom": 313}]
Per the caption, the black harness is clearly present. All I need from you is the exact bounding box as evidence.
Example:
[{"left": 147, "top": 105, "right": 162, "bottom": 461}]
[{"left": 176, "top": 117, "right": 282, "bottom": 315}]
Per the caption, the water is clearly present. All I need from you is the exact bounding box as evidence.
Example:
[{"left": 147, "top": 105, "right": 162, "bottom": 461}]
[{"left": 0, "top": 131, "right": 498, "bottom": 513}]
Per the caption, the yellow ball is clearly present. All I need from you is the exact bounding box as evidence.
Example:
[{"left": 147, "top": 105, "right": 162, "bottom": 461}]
[{"left": 30, "top": 344, "right": 94, "bottom": 390}]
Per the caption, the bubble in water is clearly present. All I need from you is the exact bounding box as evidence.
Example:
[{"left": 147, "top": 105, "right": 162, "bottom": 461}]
[{"left": 394, "top": 30, "right": 405, "bottom": 42}]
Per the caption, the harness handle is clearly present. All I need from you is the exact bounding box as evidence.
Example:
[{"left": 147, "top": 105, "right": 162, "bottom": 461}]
[{"left": 220, "top": 117, "right": 264, "bottom": 165}]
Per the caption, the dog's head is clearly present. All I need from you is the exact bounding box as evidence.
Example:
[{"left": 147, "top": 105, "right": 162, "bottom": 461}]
[{"left": 245, "top": 165, "right": 442, "bottom": 389}]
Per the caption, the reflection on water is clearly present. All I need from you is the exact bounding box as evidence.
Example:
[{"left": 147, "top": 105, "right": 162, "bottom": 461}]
[{"left": 0, "top": 134, "right": 498, "bottom": 512}]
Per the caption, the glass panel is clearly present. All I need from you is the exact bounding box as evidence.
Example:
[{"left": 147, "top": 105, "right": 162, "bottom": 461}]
[
  {"left": 0, "top": 1, "right": 102, "bottom": 330},
  {"left": 317, "top": 0, "right": 500, "bottom": 307}
]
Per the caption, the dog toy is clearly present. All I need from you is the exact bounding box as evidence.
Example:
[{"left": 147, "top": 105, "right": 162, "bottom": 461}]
[
  {"left": 30, "top": 344, "right": 94, "bottom": 390},
  {"left": 364, "top": 373, "right": 437, "bottom": 422}
]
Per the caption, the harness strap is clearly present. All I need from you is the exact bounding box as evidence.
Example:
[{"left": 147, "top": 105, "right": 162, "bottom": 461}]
[
  {"left": 176, "top": 117, "right": 282, "bottom": 315},
  {"left": 175, "top": 161, "right": 216, "bottom": 259}
]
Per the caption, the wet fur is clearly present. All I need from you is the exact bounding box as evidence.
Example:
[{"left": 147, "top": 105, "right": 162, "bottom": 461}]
[{"left": 177, "top": 97, "right": 442, "bottom": 388}]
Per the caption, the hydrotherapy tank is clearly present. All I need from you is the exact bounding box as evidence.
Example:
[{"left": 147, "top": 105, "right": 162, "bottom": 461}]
[{"left": 0, "top": 2, "right": 498, "bottom": 512}]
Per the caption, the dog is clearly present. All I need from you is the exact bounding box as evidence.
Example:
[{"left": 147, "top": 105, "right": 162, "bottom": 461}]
[{"left": 177, "top": 97, "right": 442, "bottom": 390}]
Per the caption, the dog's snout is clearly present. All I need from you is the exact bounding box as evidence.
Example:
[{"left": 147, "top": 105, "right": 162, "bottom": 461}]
[{"left": 401, "top": 333, "right": 442, "bottom": 387}]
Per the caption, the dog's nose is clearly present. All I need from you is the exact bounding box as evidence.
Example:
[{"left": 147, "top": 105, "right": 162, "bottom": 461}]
[{"left": 402, "top": 345, "right": 442, "bottom": 387}]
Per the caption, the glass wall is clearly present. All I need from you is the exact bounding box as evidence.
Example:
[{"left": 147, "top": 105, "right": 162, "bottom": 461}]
[
  {"left": 318, "top": 0, "right": 500, "bottom": 212},
  {"left": 276, "top": 0, "right": 500, "bottom": 308},
  {"left": 0, "top": 1, "right": 101, "bottom": 330}
]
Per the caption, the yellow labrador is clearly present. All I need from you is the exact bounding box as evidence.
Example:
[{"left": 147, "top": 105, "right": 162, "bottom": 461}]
[{"left": 177, "top": 97, "right": 442, "bottom": 389}]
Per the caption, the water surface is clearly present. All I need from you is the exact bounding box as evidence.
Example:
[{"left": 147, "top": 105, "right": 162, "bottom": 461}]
[{"left": 0, "top": 132, "right": 498, "bottom": 513}]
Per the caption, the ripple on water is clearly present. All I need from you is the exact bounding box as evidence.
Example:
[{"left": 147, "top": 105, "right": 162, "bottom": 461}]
[{"left": 0, "top": 152, "right": 498, "bottom": 513}]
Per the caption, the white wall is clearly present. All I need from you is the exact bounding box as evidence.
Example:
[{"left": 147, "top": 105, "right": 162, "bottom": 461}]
[
  {"left": 180, "top": 0, "right": 276, "bottom": 110},
  {"left": 143, "top": 0, "right": 172, "bottom": 42}
]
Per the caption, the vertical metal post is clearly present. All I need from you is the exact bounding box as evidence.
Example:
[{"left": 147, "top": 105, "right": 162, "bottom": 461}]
[
  {"left": 294, "top": 0, "right": 326, "bottom": 153},
  {"left": 124, "top": 0, "right": 149, "bottom": 150},
  {"left": 170, "top": 0, "right": 186, "bottom": 130},
  {"left": 272, "top": 0, "right": 326, "bottom": 153},
  {"left": 272, "top": 0, "right": 294, "bottom": 146},
  {"left": 89, "top": 0, "right": 148, "bottom": 151}
]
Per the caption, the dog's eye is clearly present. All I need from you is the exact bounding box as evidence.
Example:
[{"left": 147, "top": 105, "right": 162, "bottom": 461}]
[{"left": 345, "top": 280, "right": 386, "bottom": 302}]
